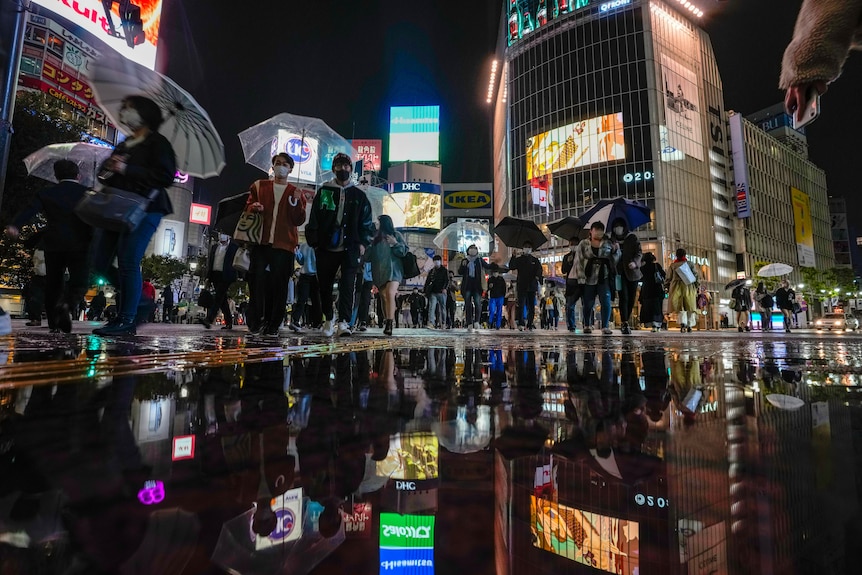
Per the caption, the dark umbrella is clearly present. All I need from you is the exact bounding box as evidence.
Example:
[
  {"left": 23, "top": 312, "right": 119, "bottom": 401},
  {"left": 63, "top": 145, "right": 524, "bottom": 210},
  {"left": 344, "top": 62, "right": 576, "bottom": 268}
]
[
  {"left": 547, "top": 216, "right": 585, "bottom": 241},
  {"left": 494, "top": 216, "right": 548, "bottom": 249},
  {"left": 724, "top": 278, "right": 748, "bottom": 291},
  {"left": 213, "top": 192, "right": 250, "bottom": 234},
  {"left": 577, "top": 197, "right": 651, "bottom": 232}
]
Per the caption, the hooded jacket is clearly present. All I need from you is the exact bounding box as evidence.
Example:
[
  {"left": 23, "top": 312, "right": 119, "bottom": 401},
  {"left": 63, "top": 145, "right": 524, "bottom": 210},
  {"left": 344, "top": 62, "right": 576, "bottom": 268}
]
[
  {"left": 305, "top": 179, "right": 375, "bottom": 252},
  {"left": 779, "top": 0, "right": 862, "bottom": 89}
]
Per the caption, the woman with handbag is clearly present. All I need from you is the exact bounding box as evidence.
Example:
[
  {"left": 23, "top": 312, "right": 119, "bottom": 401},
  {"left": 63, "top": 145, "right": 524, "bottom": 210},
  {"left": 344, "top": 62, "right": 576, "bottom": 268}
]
[
  {"left": 638, "top": 252, "right": 666, "bottom": 332},
  {"left": 667, "top": 248, "right": 698, "bottom": 333},
  {"left": 774, "top": 279, "right": 796, "bottom": 333},
  {"left": 92, "top": 96, "right": 176, "bottom": 336},
  {"left": 366, "top": 215, "right": 408, "bottom": 336}
]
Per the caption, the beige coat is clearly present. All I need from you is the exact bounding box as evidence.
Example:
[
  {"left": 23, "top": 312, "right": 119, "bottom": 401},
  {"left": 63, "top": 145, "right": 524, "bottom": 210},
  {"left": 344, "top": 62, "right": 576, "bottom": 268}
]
[
  {"left": 780, "top": 0, "right": 862, "bottom": 88},
  {"left": 668, "top": 260, "right": 698, "bottom": 313}
]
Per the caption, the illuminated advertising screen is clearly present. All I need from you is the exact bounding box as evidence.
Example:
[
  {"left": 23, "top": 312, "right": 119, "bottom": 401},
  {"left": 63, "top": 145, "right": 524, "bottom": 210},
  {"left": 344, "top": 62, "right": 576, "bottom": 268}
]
[
  {"left": 254, "top": 488, "right": 303, "bottom": 550},
  {"left": 507, "top": 1, "right": 596, "bottom": 46},
  {"left": 385, "top": 183, "right": 442, "bottom": 231},
  {"left": 30, "top": 0, "right": 163, "bottom": 70},
  {"left": 376, "top": 432, "right": 439, "bottom": 488},
  {"left": 791, "top": 187, "right": 816, "bottom": 267},
  {"left": 530, "top": 496, "right": 639, "bottom": 574},
  {"left": 389, "top": 106, "right": 440, "bottom": 163},
  {"left": 379, "top": 513, "right": 435, "bottom": 574},
  {"left": 351, "top": 139, "right": 383, "bottom": 171},
  {"left": 271, "top": 130, "right": 321, "bottom": 184},
  {"left": 189, "top": 204, "right": 211, "bottom": 225},
  {"left": 526, "top": 113, "right": 626, "bottom": 181}
]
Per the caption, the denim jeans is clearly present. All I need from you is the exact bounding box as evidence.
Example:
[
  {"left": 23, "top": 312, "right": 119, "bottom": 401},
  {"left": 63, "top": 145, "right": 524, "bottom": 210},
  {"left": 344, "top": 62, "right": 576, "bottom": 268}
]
[
  {"left": 428, "top": 292, "right": 447, "bottom": 326},
  {"left": 517, "top": 292, "right": 537, "bottom": 327},
  {"left": 463, "top": 291, "right": 482, "bottom": 325},
  {"left": 488, "top": 296, "right": 504, "bottom": 328},
  {"left": 116, "top": 212, "right": 162, "bottom": 321},
  {"left": 582, "top": 282, "right": 612, "bottom": 329}
]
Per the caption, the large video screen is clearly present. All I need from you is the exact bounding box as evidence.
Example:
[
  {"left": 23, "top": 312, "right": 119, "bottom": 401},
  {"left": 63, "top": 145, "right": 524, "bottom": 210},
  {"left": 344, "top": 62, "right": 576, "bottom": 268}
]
[
  {"left": 526, "top": 113, "right": 626, "bottom": 181},
  {"left": 389, "top": 106, "right": 440, "bottom": 162},
  {"left": 530, "top": 495, "right": 639, "bottom": 574},
  {"left": 31, "top": 0, "right": 163, "bottom": 70},
  {"left": 379, "top": 513, "right": 436, "bottom": 574},
  {"left": 507, "top": 0, "right": 596, "bottom": 46},
  {"left": 384, "top": 193, "right": 442, "bottom": 231},
  {"left": 376, "top": 432, "right": 439, "bottom": 482}
]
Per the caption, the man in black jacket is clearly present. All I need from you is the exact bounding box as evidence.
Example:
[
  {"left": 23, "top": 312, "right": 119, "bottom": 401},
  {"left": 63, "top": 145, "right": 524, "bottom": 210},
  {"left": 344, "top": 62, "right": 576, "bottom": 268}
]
[
  {"left": 201, "top": 233, "right": 239, "bottom": 329},
  {"left": 508, "top": 241, "right": 543, "bottom": 331},
  {"left": 5, "top": 160, "right": 91, "bottom": 333},
  {"left": 424, "top": 255, "right": 448, "bottom": 329},
  {"left": 304, "top": 153, "right": 375, "bottom": 337},
  {"left": 407, "top": 288, "right": 426, "bottom": 328}
]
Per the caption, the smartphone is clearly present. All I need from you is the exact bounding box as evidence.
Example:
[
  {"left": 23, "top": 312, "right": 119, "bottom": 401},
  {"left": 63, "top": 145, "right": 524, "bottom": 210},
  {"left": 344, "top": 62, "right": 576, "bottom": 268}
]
[{"left": 793, "top": 88, "right": 820, "bottom": 130}]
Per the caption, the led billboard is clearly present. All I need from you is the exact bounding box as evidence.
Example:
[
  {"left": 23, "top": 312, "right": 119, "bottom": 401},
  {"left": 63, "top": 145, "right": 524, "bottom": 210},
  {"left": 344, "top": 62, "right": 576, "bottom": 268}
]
[
  {"left": 507, "top": 1, "right": 594, "bottom": 46},
  {"left": 379, "top": 513, "right": 435, "bottom": 574},
  {"left": 385, "top": 183, "right": 442, "bottom": 231},
  {"left": 530, "top": 496, "right": 639, "bottom": 574},
  {"left": 376, "top": 432, "right": 439, "bottom": 487},
  {"left": 526, "top": 113, "right": 626, "bottom": 181},
  {"left": 352, "top": 139, "right": 383, "bottom": 171},
  {"left": 30, "top": 0, "right": 163, "bottom": 70},
  {"left": 389, "top": 106, "right": 440, "bottom": 163},
  {"left": 270, "top": 130, "right": 320, "bottom": 184}
]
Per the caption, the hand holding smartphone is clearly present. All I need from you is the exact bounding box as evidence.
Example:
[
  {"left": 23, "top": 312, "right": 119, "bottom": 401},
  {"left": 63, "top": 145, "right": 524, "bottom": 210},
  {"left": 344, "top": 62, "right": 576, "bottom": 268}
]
[{"left": 792, "top": 87, "right": 821, "bottom": 130}]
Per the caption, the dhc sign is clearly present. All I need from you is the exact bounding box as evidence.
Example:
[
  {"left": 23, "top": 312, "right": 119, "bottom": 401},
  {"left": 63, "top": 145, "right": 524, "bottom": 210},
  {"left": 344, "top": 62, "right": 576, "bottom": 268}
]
[
  {"left": 390, "top": 182, "right": 441, "bottom": 194},
  {"left": 601, "top": 0, "right": 631, "bottom": 12},
  {"left": 444, "top": 190, "right": 491, "bottom": 210}
]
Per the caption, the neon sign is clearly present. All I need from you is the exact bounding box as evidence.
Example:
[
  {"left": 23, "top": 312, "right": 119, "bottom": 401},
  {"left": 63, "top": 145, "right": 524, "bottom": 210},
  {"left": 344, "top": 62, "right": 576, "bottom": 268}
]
[{"left": 137, "top": 480, "right": 165, "bottom": 505}]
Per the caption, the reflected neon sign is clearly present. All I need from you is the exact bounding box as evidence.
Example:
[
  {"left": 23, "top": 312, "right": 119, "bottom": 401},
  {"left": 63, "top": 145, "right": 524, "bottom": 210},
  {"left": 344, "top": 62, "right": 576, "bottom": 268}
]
[{"left": 137, "top": 480, "right": 165, "bottom": 505}]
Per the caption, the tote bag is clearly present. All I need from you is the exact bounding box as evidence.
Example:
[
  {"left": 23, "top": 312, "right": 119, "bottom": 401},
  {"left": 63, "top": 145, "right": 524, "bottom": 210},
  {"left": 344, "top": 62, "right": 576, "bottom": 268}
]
[
  {"left": 234, "top": 211, "right": 263, "bottom": 245},
  {"left": 674, "top": 262, "right": 696, "bottom": 285}
]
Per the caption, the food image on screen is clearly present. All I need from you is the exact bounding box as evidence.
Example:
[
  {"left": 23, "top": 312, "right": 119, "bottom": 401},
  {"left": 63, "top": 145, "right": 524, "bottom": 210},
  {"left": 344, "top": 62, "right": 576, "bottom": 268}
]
[
  {"left": 376, "top": 433, "right": 439, "bottom": 480},
  {"left": 530, "top": 495, "right": 639, "bottom": 574},
  {"left": 526, "top": 113, "right": 626, "bottom": 181},
  {"left": 384, "top": 193, "right": 442, "bottom": 230}
]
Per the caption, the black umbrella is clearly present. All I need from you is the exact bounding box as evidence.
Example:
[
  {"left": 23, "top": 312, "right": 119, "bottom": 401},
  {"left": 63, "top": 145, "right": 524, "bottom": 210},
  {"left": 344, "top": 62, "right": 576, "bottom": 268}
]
[
  {"left": 494, "top": 216, "right": 548, "bottom": 249},
  {"left": 213, "top": 192, "right": 250, "bottom": 234},
  {"left": 547, "top": 216, "right": 586, "bottom": 241},
  {"left": 724, "top": 278, "right": 748, "bottom": 291}
]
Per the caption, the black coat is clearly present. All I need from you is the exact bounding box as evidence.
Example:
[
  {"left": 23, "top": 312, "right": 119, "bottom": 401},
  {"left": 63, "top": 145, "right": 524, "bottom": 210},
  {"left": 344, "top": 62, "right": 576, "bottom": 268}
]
[
  {"left": 12, "top": 180, "right": 92, "bottom": 252},
  {"left": 207, "top": 242, "right": 239, "bottom": 284},
  {"left": 99, "top": 131, "right": 176, "bottom": 215},
  {"left": 305, "top": 182, "right": 375, "bottom": 252},
  {"left": 508, "top": 254, "right": 543, "bottom": 293},
  {"left": 639, "top": 261, "right": 666, "bottom": 300}
]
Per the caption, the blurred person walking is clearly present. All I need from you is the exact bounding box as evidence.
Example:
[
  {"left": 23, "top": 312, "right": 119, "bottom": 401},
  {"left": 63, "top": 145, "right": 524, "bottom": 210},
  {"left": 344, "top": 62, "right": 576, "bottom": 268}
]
[
  {"left": 22, "top": 247, "right": 46, "bottom": 327},
  {"left": 459, "top": 244, "right": 491, "bottom": 331},
  {"left": 576, "top": 222, "right": 620, "bottom": 334},
  {"left": 5, "top": 160, "right": 92, "bottom": 333},
  {"left": 638, "top": 253, "right": 666, "bottom": 332},
  {"left": 366, "top": 215, "right": 408, "bottom": 336},
  {"left": 775, "top": 279, "right": 796, "bottom": 333},
  {"left": 201, "top": 233, "right": 239, "bottom": 330},
  {"left": 508, "top": 242, "right": 543, "bottom": 331},
  {"left": 291, "top": 242, "right": 321, "bottom": 332},
  {"left": 424, "top": 255, "right": 449, "bottom": 329},
  {"left": 668, "top": 248, "right": 699, "bottom": 333},
  {"left": 561, "top": 236, "right": 582, "bottom": 332},
  {"left": 610, "top": 217, "right": 642, "bottom": 335},
  {"left": 731, "top": 283, "right": 752, "bottom": 332},
  {"left": 487, "top": 264, "right": 507, "bottom": 329}
]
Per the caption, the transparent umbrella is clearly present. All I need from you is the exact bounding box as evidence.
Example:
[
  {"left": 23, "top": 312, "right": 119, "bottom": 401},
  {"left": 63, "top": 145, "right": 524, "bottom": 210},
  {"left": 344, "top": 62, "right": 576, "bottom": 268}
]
[
  {"left": 23, "top": 143, "right": 113, "bottom": 188},
  {"left": 433, "top": 221, "right": 492, "bottom": 253},
  {"left": 757, "top": 263, "right": 794, "bottom": 277},
  {"left": 238, "top": 113, "right": 355, "bottom": 184},
  {"left": 358, "top": 184, "right": 403, "bottom": 221}
]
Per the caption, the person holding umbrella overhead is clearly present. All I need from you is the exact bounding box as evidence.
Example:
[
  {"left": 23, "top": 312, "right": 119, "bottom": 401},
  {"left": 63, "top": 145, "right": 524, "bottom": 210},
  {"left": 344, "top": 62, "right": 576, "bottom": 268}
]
[
  {"left": 508, "top": 241, "right": 543, "bottom": 331},
  {"left": 459, "top": 244, "right": 492, "bottom": 331},
  {"left": 576, "top": 222, "right": 620, "bottom": 334},
  {"left": 610, "top": 218, "right": 642, "bottom": 335}
]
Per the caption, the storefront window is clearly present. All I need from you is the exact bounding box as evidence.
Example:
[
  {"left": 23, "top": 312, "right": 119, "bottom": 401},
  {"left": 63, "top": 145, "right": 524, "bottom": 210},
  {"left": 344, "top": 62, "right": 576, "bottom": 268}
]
[
  {"left": 47, "top": 33, "right": 64, "bottom": 56},
  {"left": 20, "top": 55, "right": 41, "bottom": 76},
  {"left": 24, "top": 25, "right": 46, "bottom": 45}
]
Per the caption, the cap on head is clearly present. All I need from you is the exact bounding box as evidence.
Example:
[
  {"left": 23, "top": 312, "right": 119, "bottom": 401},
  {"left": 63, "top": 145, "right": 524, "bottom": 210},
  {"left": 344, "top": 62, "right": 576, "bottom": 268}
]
[{"left": 332, "top": 152, "right": 352, "bottom": 168}]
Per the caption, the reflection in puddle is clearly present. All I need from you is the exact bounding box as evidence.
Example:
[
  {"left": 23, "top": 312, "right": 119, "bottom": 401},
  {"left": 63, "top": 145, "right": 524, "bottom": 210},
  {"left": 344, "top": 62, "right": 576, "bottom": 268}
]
[{"left": 1, "top": 343, "right": 861, "bottom": 574}]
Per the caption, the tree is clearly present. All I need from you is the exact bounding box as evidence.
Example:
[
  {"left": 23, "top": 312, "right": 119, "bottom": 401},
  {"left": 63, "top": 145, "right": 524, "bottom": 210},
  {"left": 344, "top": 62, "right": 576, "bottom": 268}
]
[
  {"left": 141, "top": 255, "right": 189, "bottom": 286},
  {"left": 0, "top": 92, "right": 89, "bottom": 287}
]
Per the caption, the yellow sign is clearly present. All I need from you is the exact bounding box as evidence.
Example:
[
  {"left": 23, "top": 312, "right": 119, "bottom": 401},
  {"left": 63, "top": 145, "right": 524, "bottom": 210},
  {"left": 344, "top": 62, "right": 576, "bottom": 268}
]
[
  {"left": 526, "top": 113, "right": 626, "bottom": 181},
  {"left": 791, "top": 187, "right": 816, "bottom": 267}
]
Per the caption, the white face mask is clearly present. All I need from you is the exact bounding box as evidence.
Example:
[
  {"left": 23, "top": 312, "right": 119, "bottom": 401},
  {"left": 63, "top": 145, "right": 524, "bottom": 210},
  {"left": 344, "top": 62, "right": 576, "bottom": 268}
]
[
  {"left": 523, "top": 247, "right": 532, "bottom": 254},
  {"left": 119, "top": 107, "right": 144, "bottom": 130},
  {"left": 273, "top": 165, "right": 290, "bottom": 178},
  {"left": 468, "top": 250, "right": 478, "bottom": 257},
  {"left": 614, "top": 226, "right": 625, "bottom": 236},
  {"left": 434, "top": 261, "right": 442, "bottom": 267},
  {"left": 219, "top": 234, "right": 229, "bottom": 243}
]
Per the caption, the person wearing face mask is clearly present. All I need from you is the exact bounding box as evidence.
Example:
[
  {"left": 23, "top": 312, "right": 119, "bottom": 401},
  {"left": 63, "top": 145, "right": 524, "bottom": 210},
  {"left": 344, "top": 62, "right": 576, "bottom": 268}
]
[
  {"left": 610, "top": 218, "right": 642, "bottom": 335},
  {"left": 561, "top": 236, "right": 582, "bottom": 332},
  {"left": 507, "top": 241, "right": 544, "bottom": 331},
  {"left": 243, "top": 153, "right": 307, "bottom": 336},
  {"left": 90, "top": 95, "right": 176, "bottom": 336},
  {"left": 201, "top": 233, "right": 239, "bottom": 329},
  {"left": 458, "top": 244, "right": 491, "bottom": 331},
  {"left": 576, "top": 222, "right": 621, "bottom": 334},
  {"left": 487, "top": 264, "right": 507, "bottom": 329},
  {"left": 424, "top": 254, "right": 449, "bottom": 329},
  {"left": 306, "top": 153, "right": 375, "bottom": 337}
]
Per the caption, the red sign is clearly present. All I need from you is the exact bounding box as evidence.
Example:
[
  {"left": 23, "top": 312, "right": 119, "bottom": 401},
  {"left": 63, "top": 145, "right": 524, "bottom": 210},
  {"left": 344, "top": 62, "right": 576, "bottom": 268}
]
[
  {"left": 189, "top": 204, "right": 212, "bottom": 225},
  {"left": 340, "top": 502, "right": 372, "bottom": 538},
  {"left": 351, "top": 139, "right": 382, "bottom": 172},
  {"left": 41, "top": 61, "right": 95, "bottom": 103},
  {"left": 172, "top": 435, "right": 196, "bottom": 461}
]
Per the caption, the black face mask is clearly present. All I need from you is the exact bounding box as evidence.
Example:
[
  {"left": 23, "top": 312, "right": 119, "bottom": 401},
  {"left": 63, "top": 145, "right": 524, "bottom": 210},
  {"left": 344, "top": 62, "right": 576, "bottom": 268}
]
[{"left": 335, "top": 169, "right": 351, "bottom": 182}]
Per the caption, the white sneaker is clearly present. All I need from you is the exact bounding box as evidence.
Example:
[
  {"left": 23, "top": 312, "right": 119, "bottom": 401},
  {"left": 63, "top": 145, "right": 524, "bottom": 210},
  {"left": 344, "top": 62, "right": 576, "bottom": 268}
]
[
  {"left": 321, "top": 319, "right": 336, "bottom": 337},
  {"left": 472, "top": 322, "right": 480, "bottom": 330},
  {"left": 0, "top": 308, "right": 10, "bottom": 336},
  {"left": 602, "top": 327, "right": 613, "bottom": 335},
  {"left": 289, "top": 323, "right": 304, "bottom": 333},
  {"left": 336, "top": 321, "right": 352, "bottom": 336},
  {"left": 425, "top": 323, "right": 435, "bottom": 329}
]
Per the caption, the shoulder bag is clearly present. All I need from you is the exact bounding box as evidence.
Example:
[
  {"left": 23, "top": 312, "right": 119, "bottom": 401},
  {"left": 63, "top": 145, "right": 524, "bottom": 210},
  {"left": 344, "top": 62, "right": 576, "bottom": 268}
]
[
  {"left": 400, "top": 250, "right": 420, "bottom": 279},
  {"left": 234, "top": 211, "right": 263, "bottom": 245},
  {"left": 74, "top": 187, "right": 159, "bottom": 233},
  {"left": 674, "top": 262, "right": 696, "bottom": 285}
]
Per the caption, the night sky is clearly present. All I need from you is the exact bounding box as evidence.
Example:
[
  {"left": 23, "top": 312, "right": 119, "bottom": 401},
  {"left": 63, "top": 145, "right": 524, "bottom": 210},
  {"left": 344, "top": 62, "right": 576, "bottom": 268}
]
[{"left": 158, "top": 0, "right": 862, "bottom": 224}]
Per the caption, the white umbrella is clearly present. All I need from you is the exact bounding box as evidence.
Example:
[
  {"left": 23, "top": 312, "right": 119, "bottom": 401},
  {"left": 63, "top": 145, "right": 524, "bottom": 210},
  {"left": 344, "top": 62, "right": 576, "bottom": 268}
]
[
  {"left": 358, "top": 184, "right": 401, "bottom": 220},
  {"left": 758, "top": 263, "right": 794, "bottom": 277},
  {"left": 23, "top": 142, "right": 113, "bottom": 188},
  {"left": 765, "top": 394, "right": 805, "bottom": 410},
  {"left": 86, "top": 55, "right": 225, "bottom": 179},
  {"left": 433, "top": 221, "right": 492, "bottom": 253}
]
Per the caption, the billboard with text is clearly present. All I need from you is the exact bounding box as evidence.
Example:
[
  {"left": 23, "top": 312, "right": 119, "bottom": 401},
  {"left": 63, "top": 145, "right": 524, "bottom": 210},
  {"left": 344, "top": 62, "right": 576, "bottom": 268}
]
[
  {"left": 389, "top": 106, "right": 440, "bottom": 163},
  {"left": 351, "top": 139, "right": 383, "bottom": 171},
  {"left": 791, "top": 187, "right": 816, "bottom": 267}
]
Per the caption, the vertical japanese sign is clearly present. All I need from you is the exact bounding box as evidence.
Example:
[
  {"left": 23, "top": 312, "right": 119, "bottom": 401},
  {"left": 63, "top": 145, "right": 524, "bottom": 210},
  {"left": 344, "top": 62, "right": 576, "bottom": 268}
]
[
  {"left": 791, "top": 187, "right": 816, "bottom": 267},
  {"left": 351, "top": 139, "right": 382, "bottom": 171},
  {"left": 729, "top": 114, "right": 751, "bottom": 218}
]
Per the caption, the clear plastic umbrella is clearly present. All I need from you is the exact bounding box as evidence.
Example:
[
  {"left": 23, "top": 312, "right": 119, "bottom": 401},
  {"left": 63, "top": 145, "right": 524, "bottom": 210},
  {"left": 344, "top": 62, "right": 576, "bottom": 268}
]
[
  {"left": 23, "top": 143, "right": 113, "bottom": 188},
  {"left": 358, "top": 184, "right": 402, "bottom": 220},
  {"left": 433, "top": 221, "right": 492, "bottom": 253},
  {"left": 238, "top": 113, "right": 355, "bottom": 184},
  {"left": 757, "top": 263, "right": 794, "bottom": 277},
  {"left": 85, "top": 54, "right": 225, "bottom": 179}
]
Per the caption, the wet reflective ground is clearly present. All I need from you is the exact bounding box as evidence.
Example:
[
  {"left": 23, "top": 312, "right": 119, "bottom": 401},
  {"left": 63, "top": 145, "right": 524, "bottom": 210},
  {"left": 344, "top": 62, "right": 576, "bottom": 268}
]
[{"left": 2, "top": 325, "right": 862, "bottom": 574}]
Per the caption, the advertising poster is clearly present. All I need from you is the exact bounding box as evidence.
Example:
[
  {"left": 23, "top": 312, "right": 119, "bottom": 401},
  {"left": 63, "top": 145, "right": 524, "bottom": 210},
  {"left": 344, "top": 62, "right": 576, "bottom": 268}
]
[
  {"left": 379, "top": 513, "right": 436, "bottom": 574},
  {"left": 791, "top": 187, "right": 816, "bottom": 267},
  {"left": 376, "top": 433, "right": 440, "bottom": 486},
  {"left": 30, "top": 0, "right": 163, "bottom": 70},
  {"left": 526, "top": 113, "right": 626, "bottom": 181},
  {"left": 389, "top": 106, "right": 440, "bottom": 163},
  {"left": 340, "top": 502, "right": 372, "bottom": 538},
  {"left": 729, "top": 114, "right": 752, "bottom": 218},
  {"left": 530, "top": 495, "right": 640, "bottom": 574},
  {"left": 272, "top": 130, "right": 320, "bottom": 184},
  {"left": 384, "top": 192, "right": 442, "bottom": 231},
  {"left": 352, "top": 139, "right": 383, "bottom": 171},
  {"left": 254, "top": 488, "right": 303, "bottom": 550},
  {"left": 660, "top": 54, "right": 703, "bottom": 161}
]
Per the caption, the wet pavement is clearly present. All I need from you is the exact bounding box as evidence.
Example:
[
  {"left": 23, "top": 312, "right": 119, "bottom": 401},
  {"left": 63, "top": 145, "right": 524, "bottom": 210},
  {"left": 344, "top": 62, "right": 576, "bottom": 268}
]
[{"left": 2, "top": 321, "right": 862, "bottom": 574}]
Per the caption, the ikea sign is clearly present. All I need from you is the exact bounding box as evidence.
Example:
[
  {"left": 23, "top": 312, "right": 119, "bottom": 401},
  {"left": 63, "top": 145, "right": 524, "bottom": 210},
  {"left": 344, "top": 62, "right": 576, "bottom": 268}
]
[{"left": 443, "top": 190, "right": 491, "bottom": 210}]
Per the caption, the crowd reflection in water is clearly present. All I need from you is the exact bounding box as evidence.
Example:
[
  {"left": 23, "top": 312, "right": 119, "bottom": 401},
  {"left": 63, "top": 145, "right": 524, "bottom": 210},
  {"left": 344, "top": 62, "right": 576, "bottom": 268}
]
[{"left": 0, "top": 341, "right": 860, "bottom": 574}]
